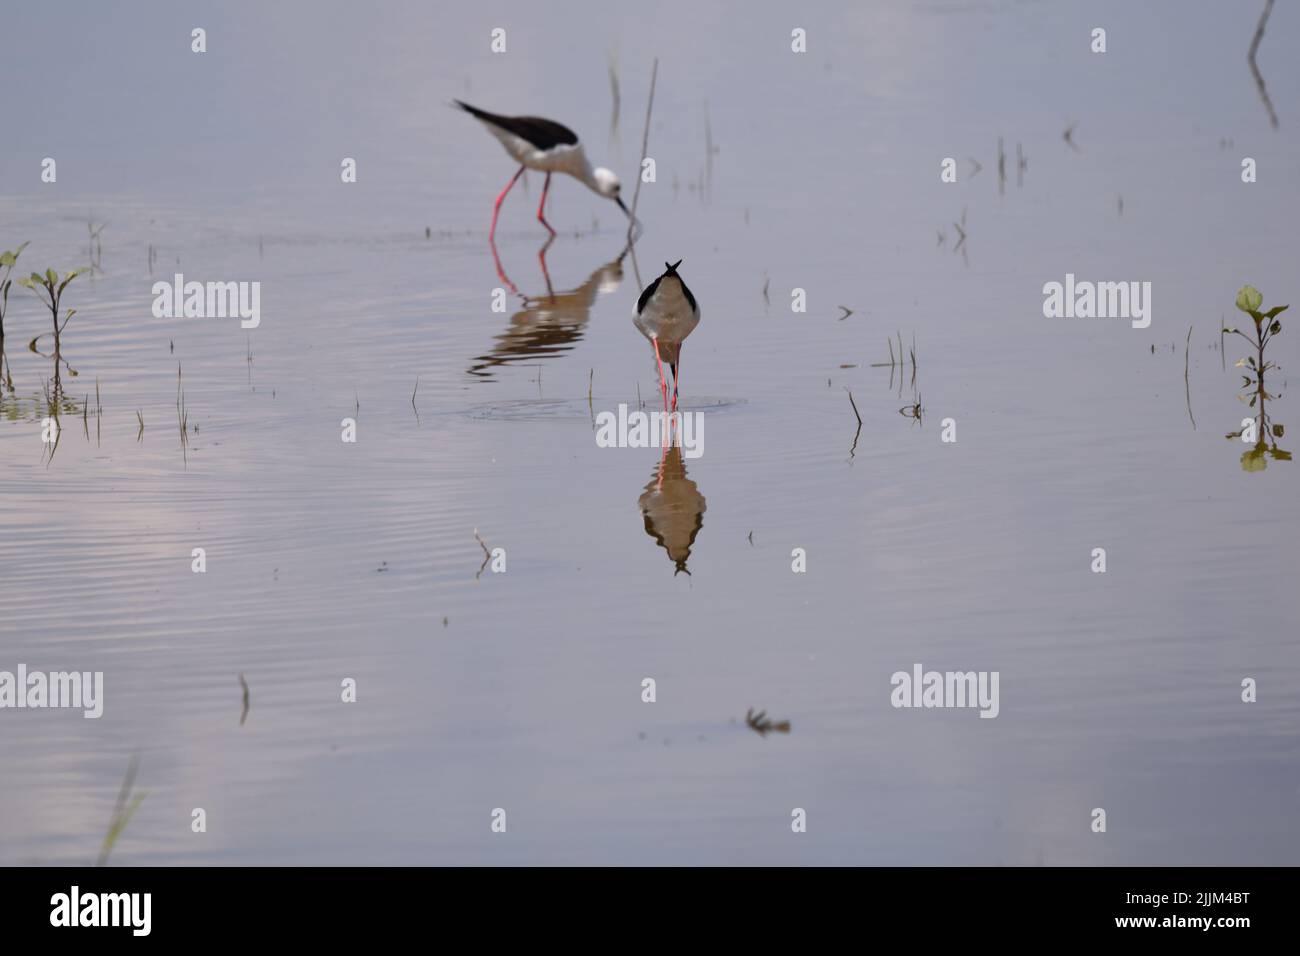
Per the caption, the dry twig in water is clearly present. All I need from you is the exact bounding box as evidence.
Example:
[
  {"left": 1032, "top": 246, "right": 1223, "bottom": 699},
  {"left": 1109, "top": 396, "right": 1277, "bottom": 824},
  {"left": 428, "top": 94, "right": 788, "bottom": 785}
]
[
  {"left": 626, "top": 58, "right": 658, "bottom": 245},
  {"left": 746, "top": 708, "right": 791, "bottom": 737},
  {"left": 474, "top": 528, "right": 491, "bottom": 580}
]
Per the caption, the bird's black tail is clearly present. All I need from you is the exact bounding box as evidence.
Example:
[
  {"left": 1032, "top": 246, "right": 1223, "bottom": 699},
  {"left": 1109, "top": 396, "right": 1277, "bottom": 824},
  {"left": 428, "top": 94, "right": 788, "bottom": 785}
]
[
  {"left": 453, "top": 99, "right": 495, "bottom": 123},
  {"left": 664, "top": 259, "right": 683, "bottom": 275}
]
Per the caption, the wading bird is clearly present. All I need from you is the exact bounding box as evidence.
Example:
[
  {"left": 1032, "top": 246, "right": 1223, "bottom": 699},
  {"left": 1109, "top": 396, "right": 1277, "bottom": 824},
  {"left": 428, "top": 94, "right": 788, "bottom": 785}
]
[
  {"left": 454, "top": 100, "right": 630, "bottom": 240},
  {"left": 634, "top": 260, "right": 699, "bottom": 412}
]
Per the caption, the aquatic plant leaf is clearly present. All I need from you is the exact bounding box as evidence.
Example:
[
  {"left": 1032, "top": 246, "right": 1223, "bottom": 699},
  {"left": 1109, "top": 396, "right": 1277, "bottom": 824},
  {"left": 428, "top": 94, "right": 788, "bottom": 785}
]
[
  {"left": 1272, "top": 449, "right": 1292, "bottom": 461},
  {"left": 1270, "top": 321, "right": 1282, "bottom": 335},
  {"left": 1236, "top": 285, "right": 1263, "bottom": 314},
  {"left": 57, "top": 269, "right": 86, "bottom": 295},
  {"left": 45, "top": 267, "right": 57, "bottom": 285},
  {"left": 1242, "top": 448, "right": 1267, "bottom": 472},
  {"left": 98, "top": 791, "right": 147, "bottom": 865},
  {"left": 1272, "top": 424, "right": 1285, "bottom": 437},
  {"left": 0, "top": 242, "right": 30, "bottom": 266},
  {"left": 16, "top": 276, "right": 38, "bottom": 289},
  {"left": 1263, "top": 304, "right": 1289, "bottom": 319}
]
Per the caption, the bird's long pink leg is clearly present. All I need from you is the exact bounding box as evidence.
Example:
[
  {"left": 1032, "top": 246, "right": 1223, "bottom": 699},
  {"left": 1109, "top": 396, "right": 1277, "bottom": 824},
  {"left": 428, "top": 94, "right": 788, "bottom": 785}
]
[
  {"left": 652, "top": 336, "right": 668, "bottom": 412},
  {"left": 489, "top": 235, "right": 518, "bottom": 295},
  {"left": 537, "top": 235, "right": 556, "bottom": 297},
  {"left": 490, "top": 166, "right": 525, "bottom": 242},
  {"left": 670, "top": 357, "right": 680, "bottom": 412},
  {"left": 537, "top": 173, "right": 557, "bottom": 236}
]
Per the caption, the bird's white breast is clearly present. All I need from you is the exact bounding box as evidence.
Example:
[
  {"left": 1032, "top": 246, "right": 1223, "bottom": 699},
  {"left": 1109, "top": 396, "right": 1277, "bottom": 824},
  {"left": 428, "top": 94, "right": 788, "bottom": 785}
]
[{"left": 485, "top": 125, "right": 587, "bottom": 175}]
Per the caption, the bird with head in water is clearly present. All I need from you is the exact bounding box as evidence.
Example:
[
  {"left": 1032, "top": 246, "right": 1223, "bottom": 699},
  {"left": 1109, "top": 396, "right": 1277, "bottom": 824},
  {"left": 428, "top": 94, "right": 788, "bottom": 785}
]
[
  {"left": 454, "top": 100, "right": 630, "bottom": 240},
  {"left": 634, "top": 260, "right": 699, "bottom": 412}
]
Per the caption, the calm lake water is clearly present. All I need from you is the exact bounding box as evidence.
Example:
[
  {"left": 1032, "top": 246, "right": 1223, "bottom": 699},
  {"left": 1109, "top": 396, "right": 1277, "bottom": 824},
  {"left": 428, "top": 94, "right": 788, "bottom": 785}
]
[{"left": 2, "top": 0, "right": 1298, "bottom": 865}]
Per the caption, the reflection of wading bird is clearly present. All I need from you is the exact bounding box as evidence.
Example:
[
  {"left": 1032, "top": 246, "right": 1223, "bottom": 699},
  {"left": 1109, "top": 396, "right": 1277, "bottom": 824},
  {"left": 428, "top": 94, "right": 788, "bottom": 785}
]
[
  {"left": 639, "top": 444, "right": 706, "bottom": 576},
  {"left": 453, "top": 100, "right": 631, "bottom": 240},
  {"left": 634, "top": 260, "right": 700, "bottom": 412},
  {"left": 468, "top": 252, "right": 625, "bottom": 380}
]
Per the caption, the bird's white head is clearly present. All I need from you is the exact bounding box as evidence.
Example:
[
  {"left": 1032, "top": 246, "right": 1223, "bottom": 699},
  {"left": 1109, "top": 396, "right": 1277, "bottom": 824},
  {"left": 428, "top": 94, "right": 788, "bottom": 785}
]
[
  {"left": 591, "top": 166, "right": 622, "bottom": 199},
  {"left": 591, "top": 167, "right": 633, "bottom": 221}
]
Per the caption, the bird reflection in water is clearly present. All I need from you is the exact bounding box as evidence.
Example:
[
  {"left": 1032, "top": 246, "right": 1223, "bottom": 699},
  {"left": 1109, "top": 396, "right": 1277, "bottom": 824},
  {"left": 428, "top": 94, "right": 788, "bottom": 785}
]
[
  {"left": 468, "top": 238, "right": 626, "bottom": 380},
  {"left": 638, "top": 439, "right": 706, "bottom": 575}
]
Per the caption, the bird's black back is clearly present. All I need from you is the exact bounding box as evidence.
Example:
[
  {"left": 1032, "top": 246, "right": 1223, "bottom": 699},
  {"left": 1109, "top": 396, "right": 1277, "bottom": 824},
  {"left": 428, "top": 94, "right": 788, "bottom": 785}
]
[{"left": 454, "top": 100, "right": 579, "bottom": 150}]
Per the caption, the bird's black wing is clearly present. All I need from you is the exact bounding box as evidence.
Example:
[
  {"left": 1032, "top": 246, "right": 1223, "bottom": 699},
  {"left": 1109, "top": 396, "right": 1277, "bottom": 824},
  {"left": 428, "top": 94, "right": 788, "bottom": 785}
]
[
  {"left": 636, "top": 275, "right": 663, "bottom": 315},
  {"left": 454, "top": 100, "right": 578, "bottom": 150},
  {"left": 637, "top": 263, "right": 697, "bottom": 315}
]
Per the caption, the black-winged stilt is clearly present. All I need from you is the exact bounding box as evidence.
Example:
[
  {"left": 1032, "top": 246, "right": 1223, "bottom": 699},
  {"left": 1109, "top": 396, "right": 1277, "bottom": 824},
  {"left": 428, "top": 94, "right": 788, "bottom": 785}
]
[
  {"left": 454, "top": 100, "right": 630, "bottom": 239},
  {"left": 634, "top": 259, "right": 699, "bottom": 412}
]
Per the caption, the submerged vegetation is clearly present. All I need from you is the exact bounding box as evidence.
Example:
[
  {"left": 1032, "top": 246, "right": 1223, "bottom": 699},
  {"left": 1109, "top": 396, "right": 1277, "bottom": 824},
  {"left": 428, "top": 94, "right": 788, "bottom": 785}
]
[
  {"left": 97, "top": 755, "right": 147, "bottom": 867},
  {"left": 1224, "top": 285, "right": 1289, "bottom": 471}
]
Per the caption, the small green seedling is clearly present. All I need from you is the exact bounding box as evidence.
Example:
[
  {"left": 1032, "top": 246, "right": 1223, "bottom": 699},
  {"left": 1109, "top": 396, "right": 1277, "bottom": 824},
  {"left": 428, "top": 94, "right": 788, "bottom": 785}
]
[
  {"left": 1227, "top": 285, "right": 1287, "bottom": 358},
  {"left": 0, "top": 242, "right": 29, "bottom": 340},
  {"left": 17, "top": 266, "right": 87, "bottom": 342}
]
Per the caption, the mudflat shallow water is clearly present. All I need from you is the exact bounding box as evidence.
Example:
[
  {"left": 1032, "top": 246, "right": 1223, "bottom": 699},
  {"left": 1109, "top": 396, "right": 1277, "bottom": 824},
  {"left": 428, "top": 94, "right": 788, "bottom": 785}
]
[{"left": 1, "top": 0, "right": 1297, "bottom": 864}]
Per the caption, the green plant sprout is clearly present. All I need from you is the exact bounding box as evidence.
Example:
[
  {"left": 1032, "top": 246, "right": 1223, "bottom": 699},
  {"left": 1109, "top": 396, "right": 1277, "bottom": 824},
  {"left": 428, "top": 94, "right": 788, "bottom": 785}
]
[
  {"left": 0, "top": 242, "right": 28, "bottom": 393},
  {"left": 0, "top": 242, "right": 29, "bottom": 341},
  {"left": 17, "top": 266, "right": 87, "bottom": 344}
]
